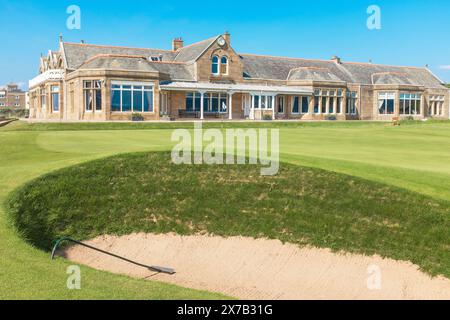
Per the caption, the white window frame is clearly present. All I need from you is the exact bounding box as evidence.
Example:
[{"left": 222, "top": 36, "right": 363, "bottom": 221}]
[
  {"left": 110, "top": 81, "right": 155, "bottom": 113},
  {"left": 400, "top": 93, "right": 421, "bottom": 115},
  {"left": 51, "top": 85, "right": 60, "bottom": 113},
  {"left": 346, "top": 91, "right": 358, "bottom": 115},
  {"left": 378, "top": 92, "right": 396, "bottom": 115},
  {"left": 220, "top": 56, "right": 229, "bottom": 75},
  {"left": 212, "top": 56, "right": 220, "bottom": 76}
]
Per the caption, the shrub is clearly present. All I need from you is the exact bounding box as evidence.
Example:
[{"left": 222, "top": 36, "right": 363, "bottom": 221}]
[
  {"left": 0, "top": 108, "right": 29, "bottom": 119},
  {"left": 325, "top": 115, "right": 337, "bottom": 121},
  {"left": 131, "top": 113, "right": 144, "bottom": 122},
  {"left": 262, "top": 114, "right": 273, "bottom": 121}
]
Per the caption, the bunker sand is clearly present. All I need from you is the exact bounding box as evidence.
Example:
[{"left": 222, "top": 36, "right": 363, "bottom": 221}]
[{"left": 62, "top": 233, "right": 450, "bottom": 300}]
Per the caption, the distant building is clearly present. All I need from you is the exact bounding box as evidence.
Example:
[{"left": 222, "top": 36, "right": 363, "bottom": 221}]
[{"left": 0, "top": 83, "right": 27, "bottom": 109}]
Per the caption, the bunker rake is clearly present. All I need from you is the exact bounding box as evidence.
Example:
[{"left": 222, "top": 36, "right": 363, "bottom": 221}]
[{"left": 51, "top": 237, "right": 176, "bottom": 275}]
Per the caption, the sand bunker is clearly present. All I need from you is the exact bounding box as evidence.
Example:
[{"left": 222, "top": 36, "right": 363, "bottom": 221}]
[{"left": 61, "top": 233, "right": 450, "bottom": 300}]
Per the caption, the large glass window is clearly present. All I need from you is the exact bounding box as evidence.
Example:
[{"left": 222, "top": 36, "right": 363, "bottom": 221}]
[
  {"left": 84, "top": 80, "right": 102, "bottom": 112},
  {"left": 428, "top": 95, "right": 445, "bottom": 116},
  {"left": 301, "top": 97, "right": 309, "bottom": 114},
  {"left": 314, "top": 90, "right": 320, "bottom": 114},
  {"left": 110, "top": 83, "right": 153, "bottom": 113},
  {"left": 40, "top": 88, "right": 47, "bottom": 110},
  {"left": 400, "top": 93, "right": 421, "bottom": 115},
  {"left": 292, "top": 97, "right": 299, "bottom": 114},
  {"left": 252, "top": 94, "right": 274, "bottom": 110},
  {"left": 278, "top": 96, "right": 285, "bottom": 113},
  {"left": 186, "top": 92, "right": 228, "bottom": 113},
  {"left": 329, "top": 91, "right": 335, "bottom": 114},
  {"left": 346, "top": 91, "right": 358, "bottom": 115},
  {"left": 51, "top": 86, "right": 59, "bottom": 113},
  {"left": 378, "top": 92, "right": 395, "bottom": 115}
]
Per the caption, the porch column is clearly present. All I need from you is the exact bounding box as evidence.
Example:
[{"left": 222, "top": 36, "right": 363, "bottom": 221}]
[
  {"left": 228, "top": 91, "right": 234, "bottom": 120},
  {"left": 251, "top": 94, "right": 255, "bottom": 120},
  {"left": 318, "top": 96, "right": 322, "bottom": 115},
  {"left": 325, "top": 98, "right": 330, "bottom": 114},
  {"left": 308, "top": 96, "right": 314, "bottom": 114},
  {"left": 200, "top": 91, "right": 205, "bottom": 120},
  {"left": 333, "top": 97, "right": 338, "bottom": 114},
  {"left": 272, "top": 95, "right": 276, "bottom": 120}
]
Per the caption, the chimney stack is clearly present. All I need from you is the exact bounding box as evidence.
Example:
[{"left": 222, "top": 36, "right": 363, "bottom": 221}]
[
  {"left": 331, "top": 55, "right": 341, "bottom": 64},
  {"left": 223, "top": 31, "right": 231, "bottom": 45},
  {"left": 172, "top": 37, "right": 184, "bottom": 51}
]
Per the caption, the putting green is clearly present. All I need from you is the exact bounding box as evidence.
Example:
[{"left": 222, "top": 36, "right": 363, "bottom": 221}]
[{"left": 0, "top": 121, "right": 449, "bottom": 299}]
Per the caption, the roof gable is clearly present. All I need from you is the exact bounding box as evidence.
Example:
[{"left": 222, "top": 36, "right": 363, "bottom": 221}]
[{"left": 173, "top": 36, "right": 219, "bottom": 63}]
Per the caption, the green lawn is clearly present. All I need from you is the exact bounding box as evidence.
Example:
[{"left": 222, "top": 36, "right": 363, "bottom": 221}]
[{"left": 1, "top": 120, "right": 449, "bottom": 299}]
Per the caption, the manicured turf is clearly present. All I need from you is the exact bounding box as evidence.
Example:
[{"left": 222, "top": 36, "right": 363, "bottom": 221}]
[
  {"left": 0, "top": 120, "right": 449, "bottom": 299},
  {"left": 8, "top": 152, "right": 450, "bottom": 278}
]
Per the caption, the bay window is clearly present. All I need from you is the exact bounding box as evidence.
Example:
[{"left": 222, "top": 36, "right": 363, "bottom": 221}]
[
  {"left": 111, "top": 83, "right": 154, "bottom": 113},
  {"left": 378, "top": 92, "right": 395, "bottom": 115},
  {"left": 400, "top": 93, "right": 421, "bottom": 115}
]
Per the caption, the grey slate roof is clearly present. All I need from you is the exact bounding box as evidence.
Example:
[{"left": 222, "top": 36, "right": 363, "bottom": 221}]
[
  {"left": 241, "top": 54, "right": 444, "bottom": 88},
  {"left": 288, "top": 67, "right": 344, "bottom": 82},
  {"left": 79, "top": 55, "right": 159, "bottom": 72},
  {"left": 173, "top": 36, "right": 219, "bottom": 62},
  {"left": 241, "top": 54, "right": 353, "bottom": 82},
  {"left": 61, "top": 38, "right": 445, "bottom": 89},
  {"left": 63, "top": 42, "right": 177, "bottom": 70},
  {"left": 79, "top": 55, "right": 195, "bottom": 80}
]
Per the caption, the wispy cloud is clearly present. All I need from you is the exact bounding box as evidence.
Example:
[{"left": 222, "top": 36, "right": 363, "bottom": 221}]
[{"left": 438, "top": 65, "right": 450, "bottom": 71}]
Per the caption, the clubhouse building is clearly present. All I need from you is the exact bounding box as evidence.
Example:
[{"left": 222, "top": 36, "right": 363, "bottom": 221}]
[{"left": 29, "top": 33, "right": 449, "bottom": 121}]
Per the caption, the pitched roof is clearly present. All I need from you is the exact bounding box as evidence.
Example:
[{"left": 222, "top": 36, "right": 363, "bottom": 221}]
[
  {"left": 59, "top": 37, "right": 445, "bottom": 89},
  {"left": 62, "top": 42, "right": 177, "bottom": 70},
  {"left": 241, "top": 54, "right": 353, "bottom": 82},
  {"left": 241, "top": 53, "right": 444, "bottom": 88},
  {"left": 288, "top": 67, "right": 345, "bottom": 82},
  {"left": 78, "top": 54, "right": 195, "bottom": 80},
  {"left": 173, "top": 36, "right": 219, "bottom": 62}
]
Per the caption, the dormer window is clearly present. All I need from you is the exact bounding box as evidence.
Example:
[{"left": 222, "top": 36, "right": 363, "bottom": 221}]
[
  {"left": 221, "top": 56, "right": 229, "bottom": 75},
  {"left": 212, "top": 56, "right": 219, "bottom": 75}
]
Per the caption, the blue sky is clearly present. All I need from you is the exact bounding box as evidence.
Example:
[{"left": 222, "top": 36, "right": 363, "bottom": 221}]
[{"left": 0, "top": 0, "right": 449, "bottom": 89}]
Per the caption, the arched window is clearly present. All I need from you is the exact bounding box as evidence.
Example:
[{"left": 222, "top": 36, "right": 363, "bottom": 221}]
[
  {"left": 221, "top": 56, "right": 229, "bottom": 74},
  {"left": 212, "top": 56, "right": 219, "bottom": 75}
]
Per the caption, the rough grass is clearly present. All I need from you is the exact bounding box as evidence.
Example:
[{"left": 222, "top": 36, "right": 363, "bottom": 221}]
[{"left": 7, "top": 152, "right": 450, "bottom": 278}]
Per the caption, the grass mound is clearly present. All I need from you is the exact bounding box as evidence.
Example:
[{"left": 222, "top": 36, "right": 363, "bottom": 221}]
[{"left": 7, "top": 152, "right": 450, "bottom": 277}]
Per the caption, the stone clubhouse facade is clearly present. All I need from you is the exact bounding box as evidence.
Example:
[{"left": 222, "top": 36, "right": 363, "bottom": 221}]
[{"left": 28, "top": 33, "right": 449, "bottom": 121}]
